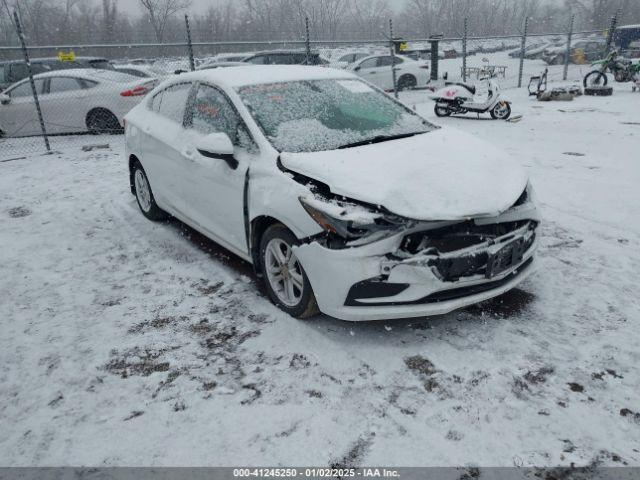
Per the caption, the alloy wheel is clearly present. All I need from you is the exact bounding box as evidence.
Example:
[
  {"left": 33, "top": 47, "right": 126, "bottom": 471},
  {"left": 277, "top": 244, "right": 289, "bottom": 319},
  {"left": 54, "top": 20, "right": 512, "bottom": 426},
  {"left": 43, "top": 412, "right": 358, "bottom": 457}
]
[
  {"left": 135, "top": 169, "right": 152, "bottom": 213},
  {"left": 264, "top": 238, "right": 304, "bottom": 307}
]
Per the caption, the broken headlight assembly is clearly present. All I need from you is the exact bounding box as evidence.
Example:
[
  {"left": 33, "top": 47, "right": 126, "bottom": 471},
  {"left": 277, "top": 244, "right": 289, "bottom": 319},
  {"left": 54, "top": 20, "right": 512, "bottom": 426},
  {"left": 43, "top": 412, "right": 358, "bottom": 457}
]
[{"left": 299, "top": 196, "right": 411, "bottom": 248}]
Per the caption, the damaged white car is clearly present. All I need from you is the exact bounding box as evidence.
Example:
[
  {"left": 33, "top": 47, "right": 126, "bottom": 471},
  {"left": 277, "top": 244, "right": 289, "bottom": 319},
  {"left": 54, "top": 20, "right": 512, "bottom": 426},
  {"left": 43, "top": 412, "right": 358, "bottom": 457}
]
[{"left": 124, "top": 66, "right": 539, "bottom": 321}]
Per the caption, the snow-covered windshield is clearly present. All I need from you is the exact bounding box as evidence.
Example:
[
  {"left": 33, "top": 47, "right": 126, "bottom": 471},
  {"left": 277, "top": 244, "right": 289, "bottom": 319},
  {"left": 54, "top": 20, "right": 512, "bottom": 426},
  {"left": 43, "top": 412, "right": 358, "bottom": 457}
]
[{"left": 237, "top": 79, "right": 433, "bottom": 152}]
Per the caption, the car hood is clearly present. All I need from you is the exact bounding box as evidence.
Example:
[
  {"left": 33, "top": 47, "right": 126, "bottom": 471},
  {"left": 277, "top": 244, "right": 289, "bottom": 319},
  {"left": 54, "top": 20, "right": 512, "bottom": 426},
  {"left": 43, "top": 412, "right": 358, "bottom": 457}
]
[{"left": 280, "top": 127, "right": 528, "bottom": 221}]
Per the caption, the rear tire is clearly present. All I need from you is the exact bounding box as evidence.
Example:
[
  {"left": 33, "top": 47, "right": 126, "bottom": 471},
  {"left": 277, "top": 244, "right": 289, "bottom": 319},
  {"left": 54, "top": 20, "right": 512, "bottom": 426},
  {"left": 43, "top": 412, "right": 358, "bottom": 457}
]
[
  {"left": 131, "top": 160, "right": 167, "bottom": 221},
  {"left": 583, "top": 71, "right": 608, "bottom": 88},
  {"left": 434, "top": 103, "right": 452, "bottom": 117},
  {"left": 86, "top": 108, "right": 122, "bottom": 134},
  {"left": 259, "top": 224, "right": 319, "bottom": 319},
  {"left": 397, "top": 74, "right": 417, "bottom": 91}
]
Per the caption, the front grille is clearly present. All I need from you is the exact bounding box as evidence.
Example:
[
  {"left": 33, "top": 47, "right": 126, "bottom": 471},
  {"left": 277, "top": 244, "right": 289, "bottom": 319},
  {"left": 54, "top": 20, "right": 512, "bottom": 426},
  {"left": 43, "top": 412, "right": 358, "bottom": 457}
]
[
  {"left": 344, "top": 257, "right": 534, "bottom": 307},
  {"left": 400, "top": 220, "right": 536, "bottom": 281}
]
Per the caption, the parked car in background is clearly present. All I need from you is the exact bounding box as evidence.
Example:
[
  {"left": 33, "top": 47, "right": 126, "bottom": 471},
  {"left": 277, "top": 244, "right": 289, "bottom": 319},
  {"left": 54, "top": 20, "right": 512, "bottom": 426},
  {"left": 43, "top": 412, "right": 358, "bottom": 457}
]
[
  {"left": 197, "top": 62, "right": 249, "bottom": 71},
  {"left": 542, "top": 39, "right": 607, "bottom": 65},
  {"left": 114, "top": 64, "right": 158, "bottom": 78},
  {"left": 242, "top": 50, "right": 328, "bottom": 66},
  {"left": 124, "top": 65, "right": 539, "bottom": 321},
  {"left": 509, "top": 43, "right": 546, "bottom": 58},
  {"left": 524, "top": 42, "right": 559, "bottom": 60},
  {"left": 614, "top": 24, "right": 640, "bottom": 53},
  {"left": 0, "top": 69, "right": 155, "bottom": 137},
  {"left": 201, "top": 53, "right": 251, "bottom": 67},
  {"left": 0, "top": 57, "right": 114, "bottom": 91},
  {"left": 624, "top": 40, "right": 640, "bottom": 58},
  {"left": 329, "top": 51, "right": 371, "bottom": 69},
  {"left": 348, "top": 54, "right": 429, "bottom": 91}
]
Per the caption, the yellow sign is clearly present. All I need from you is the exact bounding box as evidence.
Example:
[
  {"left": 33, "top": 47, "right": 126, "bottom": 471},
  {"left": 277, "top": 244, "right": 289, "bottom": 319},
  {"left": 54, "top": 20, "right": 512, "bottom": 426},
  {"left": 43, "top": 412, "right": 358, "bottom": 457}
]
[
  {"left": 399, "top": 42, "right": 409, "bottom": 52},
  {"left": 57, "top": 51, "right": 76, "bottom": 62}
]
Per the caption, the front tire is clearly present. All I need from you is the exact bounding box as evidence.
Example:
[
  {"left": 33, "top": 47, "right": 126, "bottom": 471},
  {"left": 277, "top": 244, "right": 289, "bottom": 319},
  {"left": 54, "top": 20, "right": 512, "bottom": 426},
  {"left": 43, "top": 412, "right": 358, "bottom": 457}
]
[
  {"left": 259, "top": 224, "right": 319, "bottom": 319},
  {"left": 490, "top": 101, "right": 511, "bottom": 120},
  {"left": 132, "top": 161, "right": 167, "bottom": 221},
  {"left": 583, "top": 71, "right": 608, "bottom": 88}
]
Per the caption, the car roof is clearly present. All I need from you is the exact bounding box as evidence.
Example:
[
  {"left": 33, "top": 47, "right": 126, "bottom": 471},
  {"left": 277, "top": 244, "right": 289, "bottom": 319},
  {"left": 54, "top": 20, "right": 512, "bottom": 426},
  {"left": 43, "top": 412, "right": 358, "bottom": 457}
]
[
  {"left": 244, "top": 50, "right": 320, "bottom": 56},
  {"left": 20, "top": 68, "right": 140, "bottom": 83},
  {"left": 0, "top": 57, "right": 108, "bottom": 65},
  {"left": 163, "top": 65, "right": 356, "bottom": 89}
]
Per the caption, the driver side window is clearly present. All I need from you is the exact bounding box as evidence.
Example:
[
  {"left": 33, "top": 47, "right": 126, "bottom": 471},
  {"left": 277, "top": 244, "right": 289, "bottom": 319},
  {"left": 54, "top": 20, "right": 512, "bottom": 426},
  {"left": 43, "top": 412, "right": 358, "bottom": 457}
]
[{"left": 188, "top": 84, "right": 256, "bottom": 151}]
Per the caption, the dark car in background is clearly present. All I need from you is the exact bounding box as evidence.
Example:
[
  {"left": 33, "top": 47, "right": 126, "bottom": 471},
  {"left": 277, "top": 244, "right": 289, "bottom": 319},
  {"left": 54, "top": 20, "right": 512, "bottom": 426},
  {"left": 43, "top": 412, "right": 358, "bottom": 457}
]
[
  {"left": 0, "top": 57, "right": 114, "bottom": 91},
  {"left": 542, "top": 39, "right": 606, "bottom": 65},
  {"left": 241, "top": 50, "right": 328, "bottom": 66}
]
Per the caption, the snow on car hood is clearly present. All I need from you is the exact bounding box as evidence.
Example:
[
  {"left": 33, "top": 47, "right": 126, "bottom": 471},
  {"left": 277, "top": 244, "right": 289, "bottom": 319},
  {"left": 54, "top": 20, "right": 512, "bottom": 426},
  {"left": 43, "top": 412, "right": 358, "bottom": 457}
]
[{"left": 280, "top": 127, "right": 528, "bottom": 220}]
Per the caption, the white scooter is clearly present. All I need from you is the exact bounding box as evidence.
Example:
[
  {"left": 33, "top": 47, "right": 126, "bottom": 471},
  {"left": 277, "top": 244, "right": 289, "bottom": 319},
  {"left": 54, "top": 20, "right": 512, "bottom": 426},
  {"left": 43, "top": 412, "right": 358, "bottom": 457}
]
[{"left": 431, "top": 74, "right": 512, "bottom": 120}]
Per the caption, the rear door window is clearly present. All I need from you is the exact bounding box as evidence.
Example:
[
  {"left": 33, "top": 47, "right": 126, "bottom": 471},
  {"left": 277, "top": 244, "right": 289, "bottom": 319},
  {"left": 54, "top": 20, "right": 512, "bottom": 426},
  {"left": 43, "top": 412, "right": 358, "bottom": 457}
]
[
  {"left": 246, "top": 55, "right": 267, "bottom": 65},
  {"left": 359, "top": 58, "right": 378, "bottom": 69},
  {"left": 49, "top": 77, "right": 83, "bottom": 93},
  {"left": 377, "top": 56, "right": 398, "bottom": 67},
  {"left": 157, "top": 83, "right": 192, "bottom": 124}
]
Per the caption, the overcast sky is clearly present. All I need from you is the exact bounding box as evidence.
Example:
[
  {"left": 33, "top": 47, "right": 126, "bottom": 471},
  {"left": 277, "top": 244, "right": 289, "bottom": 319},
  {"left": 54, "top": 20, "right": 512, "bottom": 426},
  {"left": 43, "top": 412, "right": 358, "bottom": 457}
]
[{"left": 113, "top": 0, "right": 411, "bottom": 16}]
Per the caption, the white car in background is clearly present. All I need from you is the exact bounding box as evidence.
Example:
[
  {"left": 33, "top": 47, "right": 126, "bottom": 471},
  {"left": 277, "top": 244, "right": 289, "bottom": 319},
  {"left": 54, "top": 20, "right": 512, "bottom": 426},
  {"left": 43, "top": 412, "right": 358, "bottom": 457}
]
[
  {"left": 201, "top": 53, "right": 250, "bottom": 67},
  {"left": 114, "top": 64, "right": 158, "bottom": 79},
  {"left": 124, "top": 66, "right": 539, "bottom": 321},
  {"left": 329, "top": 51, "right": 371, "bottom": 69},
  {"left": 0, "top": 69, "right": 156, "bottom": 137},
  {"left": 348, "top": 54, "right": 430, "bottom": 91}
]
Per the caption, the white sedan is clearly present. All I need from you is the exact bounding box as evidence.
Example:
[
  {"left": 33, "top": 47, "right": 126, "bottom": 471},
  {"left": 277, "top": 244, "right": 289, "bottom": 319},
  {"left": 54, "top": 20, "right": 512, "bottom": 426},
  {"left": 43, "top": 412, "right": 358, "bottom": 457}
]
[
  {"left": 124, "top": 66, "right": 539, "bottom": 321},
  {"left": 348, "top": 54, "right": 430, "bottom": 91},
  {"left": 0, "top": 69, "right": 156, "bottom": 137}
]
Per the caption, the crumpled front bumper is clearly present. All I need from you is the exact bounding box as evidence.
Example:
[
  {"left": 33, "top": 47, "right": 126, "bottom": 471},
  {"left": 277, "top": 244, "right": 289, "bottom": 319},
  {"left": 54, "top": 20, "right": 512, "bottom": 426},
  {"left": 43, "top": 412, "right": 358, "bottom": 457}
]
[{"left": 294, "top": 216, "right": 539, "bottom": 321}]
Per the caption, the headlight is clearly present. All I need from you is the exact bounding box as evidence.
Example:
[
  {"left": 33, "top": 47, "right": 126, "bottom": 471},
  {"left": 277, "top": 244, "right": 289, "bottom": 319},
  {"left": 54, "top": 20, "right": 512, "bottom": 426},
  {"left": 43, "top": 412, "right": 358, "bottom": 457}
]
[
  {"left": 513, "top": 181, "right": 535, "bottom": 208},
  {"left": 299, "top": 196, "right": 410, "bottom": 246}
]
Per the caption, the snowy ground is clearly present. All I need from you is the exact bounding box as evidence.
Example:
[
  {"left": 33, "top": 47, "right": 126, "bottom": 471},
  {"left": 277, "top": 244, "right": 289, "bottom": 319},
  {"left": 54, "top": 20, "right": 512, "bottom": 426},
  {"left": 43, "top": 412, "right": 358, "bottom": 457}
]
[{"left": 1, "top": 77, "right": 639, "bottom": 468}]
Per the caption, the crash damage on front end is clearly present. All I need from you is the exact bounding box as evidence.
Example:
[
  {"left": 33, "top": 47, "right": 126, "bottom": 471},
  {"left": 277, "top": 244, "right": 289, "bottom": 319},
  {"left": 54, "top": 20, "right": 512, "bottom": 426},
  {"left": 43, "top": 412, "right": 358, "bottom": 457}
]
[{"left": 291, "top": 183, "right": 540, "bottom": 321}]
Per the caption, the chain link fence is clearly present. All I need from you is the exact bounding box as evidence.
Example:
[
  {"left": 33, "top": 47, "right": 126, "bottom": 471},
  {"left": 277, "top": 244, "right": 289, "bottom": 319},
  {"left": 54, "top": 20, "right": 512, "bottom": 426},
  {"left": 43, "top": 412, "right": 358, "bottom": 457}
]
[{"left": 0, "top": 10, "right": 632, "bottom": 162}]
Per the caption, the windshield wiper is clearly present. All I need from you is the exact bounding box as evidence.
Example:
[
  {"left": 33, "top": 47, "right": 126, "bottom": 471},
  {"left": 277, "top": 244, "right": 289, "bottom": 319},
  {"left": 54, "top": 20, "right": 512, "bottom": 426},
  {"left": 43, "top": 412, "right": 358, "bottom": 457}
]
[{"left": 336, "top": 132, "right": 423, "bottom": 150}]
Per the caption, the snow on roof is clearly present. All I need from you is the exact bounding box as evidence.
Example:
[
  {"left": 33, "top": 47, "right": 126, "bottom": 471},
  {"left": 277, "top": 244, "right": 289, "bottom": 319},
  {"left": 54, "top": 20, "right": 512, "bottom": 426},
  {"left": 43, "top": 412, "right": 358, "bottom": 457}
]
[
  {"left": 30, "top": 68, "right": 142, "bottom": 83},
  {"left": 166, "top": 65, "right": 357, "bottom": 88}
]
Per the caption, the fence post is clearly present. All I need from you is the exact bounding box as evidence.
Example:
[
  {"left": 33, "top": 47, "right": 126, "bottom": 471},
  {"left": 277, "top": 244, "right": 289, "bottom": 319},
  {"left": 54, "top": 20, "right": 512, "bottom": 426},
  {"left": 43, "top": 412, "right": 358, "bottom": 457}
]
[
  {"left": 462, "top": 18, "right": 468, "bottom": 82},
  {"left": 430, "top": 37, "right": 439, "bottom": 81},
  {"left": 517, "top": 16, "right": 529, "bottom": 88},
  {"left": 184, "top": 14, "right": 195, "bottom": 71},
  {"left": 389, "top": 19, "right": 399, "bottom": 99},
  {"left": 305, "top": 17, "right": 311, "bottom": 65},
  {"left": 604, "top": 9, "right": 620, "bottom": 56},
  {"left": 13, "top": 10, "right": 50, "bottom": 153},
  {"left": 563, "top": 14, "right": 574, "bottom": 81}
]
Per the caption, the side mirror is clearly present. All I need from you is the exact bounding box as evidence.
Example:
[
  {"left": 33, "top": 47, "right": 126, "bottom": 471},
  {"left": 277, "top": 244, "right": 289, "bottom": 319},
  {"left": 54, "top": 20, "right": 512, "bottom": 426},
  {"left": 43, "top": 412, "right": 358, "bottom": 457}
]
[
  {"left": 353, "top": 65, "right": 361, "bottom": 72},
  {"left": 196, "top": 132, "right": 238, "bottom": 169},
  {"left": 0, "top": 94, "right": 10, "bottom": 105}
]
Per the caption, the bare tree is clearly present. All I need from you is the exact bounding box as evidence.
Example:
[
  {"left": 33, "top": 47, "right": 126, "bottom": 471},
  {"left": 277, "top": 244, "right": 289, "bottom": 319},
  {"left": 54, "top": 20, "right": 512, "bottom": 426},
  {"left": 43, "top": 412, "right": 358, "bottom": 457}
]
[
  {"left": 102, "top": 0, "right": 117, "bottom": 42},
  {"left": 138, "top": 0, "right": 192, "bottom": 43}
]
